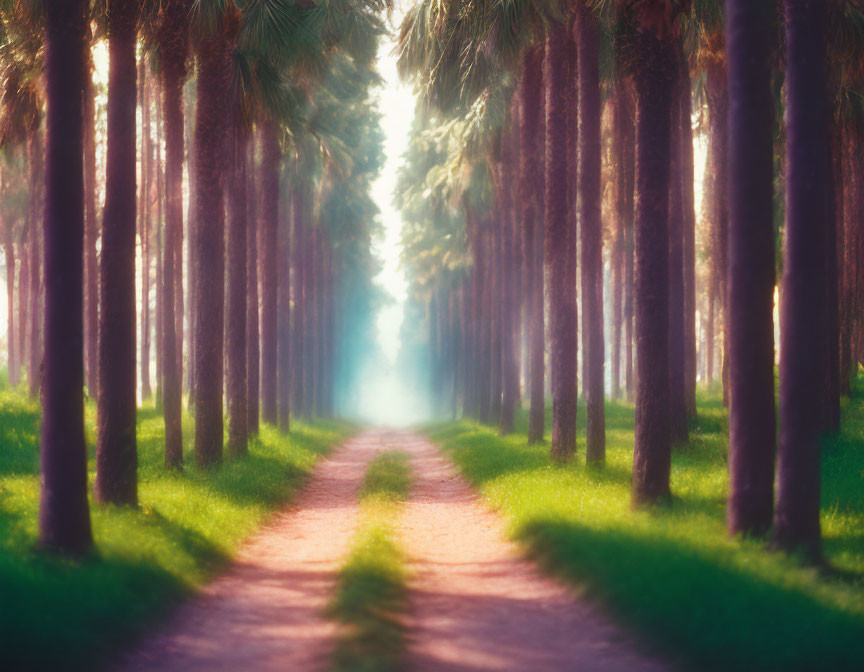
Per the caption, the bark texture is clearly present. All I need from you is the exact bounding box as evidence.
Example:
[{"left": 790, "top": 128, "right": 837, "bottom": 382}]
[
  {"left": 39, "top": 0, "right": 92, "bottom": 553},
  {"left": 774, "top": 0, "right": 829, "bottom": 557},
  {"left": 259, "top": 123, "right": 279, "bottom": 425},
  {"left": 96, "top": 0, "right": 138, "bottom": 506}
]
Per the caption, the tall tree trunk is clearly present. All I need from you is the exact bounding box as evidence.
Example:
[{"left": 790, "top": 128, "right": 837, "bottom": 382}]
[
  {"left": 95, "top": 0, "right": 138, "bottom": 506},
  {"left": 18, "top": 244, "right": 28, "bottom": 386},
  {"left": 546, "top": 20, "right": 577, "bottom": 460},
  {"left": 773, "top": 0, "right": 829, "bottom": 557},
  {"left": 578, "top": 3, "right": 605, "bottom": 463},
  {"left": 5, "top": 238, "right": 15, "bottom": 387},
  {"left": 185, "top": 87, "right": 196, "bottom": 403},
  {"left": 489, "top": 217, "right": 502, "bottom": 421},
  {"left": 276, "top": 181, "right": 293, "bottom": 430},
  {"left": 193, "top": 19, "right": 230, "bottom": 467},
  {"left": 84, "top": 45, "right": 98, "bottom": 397},
  {"left": 154, "top": 92, "right": 164, "bottom": 404},
  {"left": 291, "top": 184, "right": 305, "bottom": 418},
  {"left": 140, "top": 62, "right": 152, "bottom": 401},
  {"left": 259, "top": 122, "right": 279, "bottom": 425},
  {"left": 498, "top": 122, "right": 517, "bottom": 435},
  {"left": 159, "top": 0, "right": 187, "bottom": 469},
  {"left": 622, "top": 88, "right": 636, "bottom": 401},
  {"left": 679, "top": 46, "right": 698, "bottom": 418},
  {"left": 521, "top": 47, "right": 545, "bottom": 444},
  {"left": 246, "top": 134, "right": 260, "bottom": 433},
  {"left": 629, "top": 19, "right": 676, "bottom": 507},
  {"left": 27, "top": 130, "right": 43, "bottom": 397},
  {"left": 39, "top": 0, "right": 92, "bottom": 553},
  {"left": 707, "top": 280, "right": 715, "bottom": 384},
  {"left": 707, "top": 60, "right": 730, "bottom": 406},
  {"left": 726, "top": 0, "right": 777, "bottom": 537},
  {"left": 227, "top": 118, "right": 248, "bottom": 456},
  {"left": 821, "top": 124, "right": 841, "bottom": 434},
  {"left": 668, "top": 53, "right": 688, "bottom": 446}
]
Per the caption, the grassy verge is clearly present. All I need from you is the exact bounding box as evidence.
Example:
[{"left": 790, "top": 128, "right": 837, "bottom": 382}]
[
  {"left": 327, "top": 452, "right": 411, "bottom": 672},
  {"left": 423, "top": 382, "right": 864, "bottom": 671},
  {"left": 0, "top": 385, "right": 350, "bottom": 670}
]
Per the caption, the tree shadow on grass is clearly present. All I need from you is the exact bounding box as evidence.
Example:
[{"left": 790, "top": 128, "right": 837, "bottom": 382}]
[{"left": 516, "top": 517, "right": 864, "bottom": 672}]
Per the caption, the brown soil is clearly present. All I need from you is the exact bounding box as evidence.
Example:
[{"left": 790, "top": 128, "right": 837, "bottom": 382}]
[{"left": 115, "top": 429, "right": 670, "bottom": 672}]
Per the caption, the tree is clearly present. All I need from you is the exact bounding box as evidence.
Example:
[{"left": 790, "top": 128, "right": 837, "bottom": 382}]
[
  {"left": 578, "top": 2, "right": 605, "bottom": 463},
  {"left": 39, "top": 0, "right": 92, "bottom": 553},
  {"left": 158, "top": 0, "right": 189, "bottom": 469},
  {"left": 521, "top": 47, "right": 545, "bottom": 445},
  {"left": 259, "top": 122, "right": 279, "bottom": 425},
  {"left": 546, "top": 18, "right": 577, "bottom": 460},
  {"left": 192, "top": 9, "right": 231, "bottom": 467},
  {"left": 625, "top": 1, "right": 679, "bottom": 506},
  {"left": 95, "top": 0, "right": 139, "bottom": 506},
  {"left": 247, "top": 137, "right": 260, "bottom": 434},
  {"left": 725, "top": 0, "right": 777, "bottom": 538},
  {"left": 773, "top": 0, "right": 830, "bottom": 557}
]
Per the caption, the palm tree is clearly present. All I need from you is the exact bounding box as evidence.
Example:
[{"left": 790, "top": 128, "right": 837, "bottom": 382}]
[
  {"left": 246, "top": 137, "right": 260, "bottom": 434},
  {"left": 578, "top": 1, "right": 606, "bottom": 463},
  {"left": 725, "top": 0, "right": 776, "bottom": 538},
  {"left": 192, "top": 7, "right": 231, "bottom": 467},
  {"left": 39, "top": 0, "right": 92, "bottom": 553},
  {"left": 546, "top": 16, "right": 576, "bottom": 461},
  {"left": 623, "top": 1, "right": 681, "bottom": 506},
  {"left": 521, "top": 46, "right": 546, "bottom": 445},
  {"left": 158, "top": 0, "right": 189, "bottom": 469},
  {"left": 773, "top": 0, "right": 830, "bottom": 557},
  {"left": 95, "top": 0, "right": 139, "bottom": 506},
  {"left": 259, "top": 121, "right": 279, "bottom": 425}
]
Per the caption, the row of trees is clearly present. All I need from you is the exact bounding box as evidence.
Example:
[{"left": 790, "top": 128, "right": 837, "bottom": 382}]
[
  {"left": 2, "top": 0, "right": 387, "bottom": 554},
  {"left": 396, "top": 0, "right": 864, "bottom": 558}
]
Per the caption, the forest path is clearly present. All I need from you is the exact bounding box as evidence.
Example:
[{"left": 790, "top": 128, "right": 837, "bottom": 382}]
[
  {"left": 115, "top": 429, "right": 670, "bottom": 672},
  {"left": 399, "top": 434, "right": 670, "bottom": 672},
  {"left": 114, "top": 430, "right": 390, "bottom": 672}
]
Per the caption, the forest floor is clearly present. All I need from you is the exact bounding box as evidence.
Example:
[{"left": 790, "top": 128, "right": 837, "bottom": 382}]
[
  {"left": 115, "top": 428, "right": 668, "bottom": 672},
  {"left": 423, "top": 381, "right": 864, "bottom": 671}
]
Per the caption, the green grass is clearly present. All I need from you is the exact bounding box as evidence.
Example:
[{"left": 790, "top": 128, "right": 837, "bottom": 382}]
[
  {"left": 327, "top": 452, "right": 411, "bottom": 672},
  {"left": 0, "top": 384, "right": 350, "bottom": 670},
  {"left": 423, "top": 382, "right": 864, "bottom": 671}
]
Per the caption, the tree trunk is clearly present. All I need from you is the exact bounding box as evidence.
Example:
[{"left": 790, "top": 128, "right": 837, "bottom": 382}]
[
  {"left": 27, "top": 130, "right": 43, "bottom": 397},
  {"left": 259, "top": 122, "right": 279, "bottom": 425},
  {"left": 227, "top": 118, "right": 248, "bottom": 456},
  {"left": 5, "top": 239, "right": 15, "bottom": 387},
  {"left": 679, "top": 46, "right": 698, "bottom": 419},
  {"left": 773, "top": 0, "right": 829, "bottom": 558},
  {"left": 140, "top": 61, "right": 152, "bottom": 401},
  {"left": 291, "top": 183, "right": 305, "bottom": 418},
  {"left": 193, "top": 19, "right": 230, "bottom": 467},
  {"left": 578, "top": 3, "right": 605, "bottom": 463},
  {"left": 668, "top": 52, "right": 688, "bottom": 447},
  {"left": 246, "top": 134, "right": 260, "bottom": 434},
  {"left": 726, "top": 0, "right": 777, "bottom": 538},
  {"left": 39, "top": 0, "right": 92, "bottom": 553},
  {"left": 545, "top": 21, "right": 577, "bottom": 460},
  {"left": 185, "top": 87, "right": 196, "bottom": 403},
  {"left": 521, "top": 47, "right": 545, "bottom": 444},
  {"left": 821, "top": 124, "right": 841, "bottom": 434},
  {"left": 84, "top": 46, "right": 98, "bottom": 397},
  {"left": 276, "top": 180, "right": 293, "bottom": 430},
  {"left": 18, "top": 244, "right": 28, "bottom": 386},
  {"left": 622, "top": 88, "right": 636, "bottom": 401},
  {"left": 95, "top": 0, "right": 138, "bottom": 506},
  {"left": 159, "top": 0, "right": 187, "bottom": 469},
  {"left": 498, "top": 122, "right": 517, "bottom": 435},
  {"left": 707, "top": 61, "right": 730, "bottom": 406},
  {"left": 629, "top": 23, "right": 676, "bottom": 507},
  {"left": 489, "top": 216, "right": 502, "bottom": 421}
]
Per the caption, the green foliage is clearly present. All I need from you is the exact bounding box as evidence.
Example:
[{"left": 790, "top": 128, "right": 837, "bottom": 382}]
[
  {"left": 423, "top": 385, "right": 864, "bottom": 671},
  {"left": 327, "top": 451, "right": 411, "bottom": 672},
  {"left": 0, "top": 387, "right": 349, "bottom": 670}
]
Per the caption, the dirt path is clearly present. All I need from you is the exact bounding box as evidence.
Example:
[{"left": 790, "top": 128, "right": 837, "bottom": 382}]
[
  {"left": 397, "top": 434, "right": 670, "bottom": 672},
  {"left": 116, "top": 429, "right": 669, "bottom": 672},
  {"left": 115, "top": 430, "right": 391, "bottom": 672}
]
